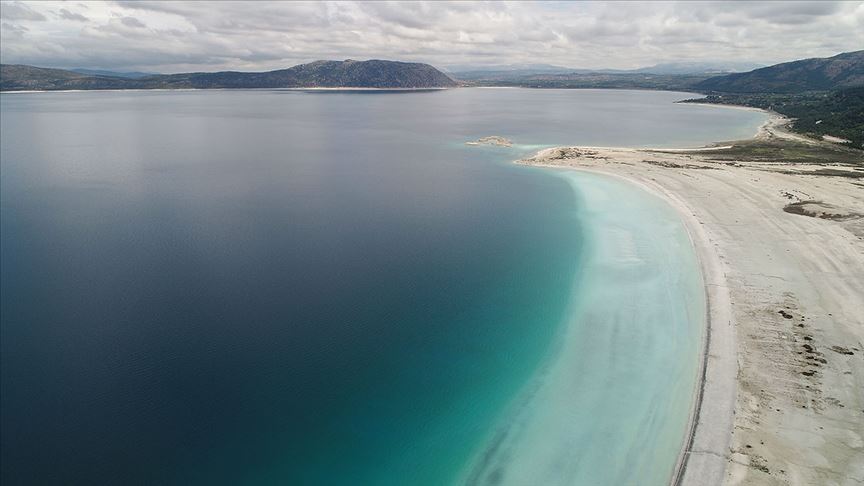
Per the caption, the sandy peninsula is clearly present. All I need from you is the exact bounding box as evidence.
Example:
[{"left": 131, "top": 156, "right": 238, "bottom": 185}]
[{"left": 518, "top": 116, "right": 864, "bottom": 486}]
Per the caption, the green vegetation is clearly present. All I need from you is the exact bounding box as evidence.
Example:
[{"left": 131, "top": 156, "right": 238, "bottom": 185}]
[
  {"left": 684, "top": 88, "right": 864, "bottom": 149},
  {"left": 688, "top": 136, "right": 864, "bottom": 166},
  {"left": 686, "top": 51, "right": 863, "bottom": 150}
]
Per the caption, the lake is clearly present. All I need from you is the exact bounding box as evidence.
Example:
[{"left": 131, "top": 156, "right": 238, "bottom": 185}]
[{"left": 0, "top": 88, "right": 765, "bottom": 485}]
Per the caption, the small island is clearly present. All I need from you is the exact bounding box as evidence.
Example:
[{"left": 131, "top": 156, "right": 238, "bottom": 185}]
[{"left": 465, "top": 136, "right": 513, "bottom": 147}]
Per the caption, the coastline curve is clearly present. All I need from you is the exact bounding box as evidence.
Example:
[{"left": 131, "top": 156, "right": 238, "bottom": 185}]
[
  {"left": 613, "top": 174, "right": 737, "bottom": 486},
  {"left": 525, "top": 165, "right": 738, "bottom": 486}
]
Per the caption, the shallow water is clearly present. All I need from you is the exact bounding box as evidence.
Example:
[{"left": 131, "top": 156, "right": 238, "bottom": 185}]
[
  {"left": 1, "top": 89, "right": 763, "bottom": 485},
  {"left": 464, "top": 172, "right": 705, "bottom": 485}
]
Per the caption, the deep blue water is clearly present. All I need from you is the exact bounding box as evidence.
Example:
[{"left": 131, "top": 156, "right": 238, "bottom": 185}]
[{"left": 0, "top": 89, "right": 765, "bottom": 485}]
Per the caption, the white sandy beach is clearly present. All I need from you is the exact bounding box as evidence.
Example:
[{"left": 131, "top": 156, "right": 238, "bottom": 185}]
[{"left": 519, "top": 119, "right": 864, "bottom": 485}]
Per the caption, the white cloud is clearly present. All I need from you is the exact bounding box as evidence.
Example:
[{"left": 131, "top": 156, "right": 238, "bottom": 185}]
[
  {"left": 0, "top": 1, "right": 45, "bottom": 21},
  {"left": 58, "top": 8, "right": 89, "bottom": 22},
  {"left": 119, "top": 16, "right": 145, "bottom": 29},
  {"left": 0, "top": 0, "right": 861, "bottom": 72}
]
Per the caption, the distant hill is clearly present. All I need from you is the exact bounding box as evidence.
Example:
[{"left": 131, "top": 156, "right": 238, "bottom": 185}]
[
  {"left": 695, "top": 50, "right": 864, "bottom": 93},
  {"left": 444, "top": 63, "right": 576, "bottom": 74},
  {"left": 452, "top": 68, "right": 589, "bottom": 81},
  {"left": 454, "top": 71, "right": 712, "bottom": 90},
  {"left": 0, "top": 64, "right": 130, "bottom": 90},
  {"left": 633, "top": 61, "right": 763, "bottom": 75},
  {"left": 70, "top": 69, "right": 157, "bottom": 79},
  {"left": 450, "top": 61, "right": 763, "bottom": 81},
  {"left": 446, "top": 63, "right": 585, "bottom": 80},
  {"left": 684, "top": 51, "right": 864, "bottom": 149},
  {"left": 0, "top": 60, "right": 457, "bottom": 91}
]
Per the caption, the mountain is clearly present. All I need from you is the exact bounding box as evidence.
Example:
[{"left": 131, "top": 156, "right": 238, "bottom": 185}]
[
  {"left": 70, "top": 69, "right": 157, "bottom": 79},
  {"left": 450, "top": 61, "right": 763, "bottom": 83},
  {"left": 445, "top": 63, "right": 577, "bottom": 73},
  {"left": 453, "top": 70, "right": 711, "bottom": 90},
  {"left": 0, "top": 60, "right": 457, "bottom": 91},
  {"left": 0, "top": 64, "right": 131, "bottom": 90},
  {"left": 695, "top": 50, "right": 864, "bottom": 93},
  {"left": 633, "top": 61, "right": 763, "bottom": 75},
  {"left": 451, "top": 68, "right": 587, "bottom": 81},
  {"left": 445, "top": 63, "right": 581, "bottom": 79},
  {"left": 450, "top": 61, "right": 762, "bottom": 78}
]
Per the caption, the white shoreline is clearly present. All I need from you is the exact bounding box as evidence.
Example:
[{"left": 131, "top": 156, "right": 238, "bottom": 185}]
[
  {"left": 676, "top": 101, "right": 770, "bottom": 114},
  {"left": 459, "top": 168, "right": 713, "bottom": 486},
  {"left": 587, "top": 172, "right": 730, "bottom": 486},
  {"left": 523, "top": 163, "right": 737, "bottom": 486},
  {"left": 518, "top": 117, "right": 864, "bottom": 485}
]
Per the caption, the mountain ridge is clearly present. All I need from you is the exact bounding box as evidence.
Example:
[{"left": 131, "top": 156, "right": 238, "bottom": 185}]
[
  {"left": 0, "top": 59, "right": 457, "bottom": 91},
  {"left": 448, "top": 61, "right": 764, "bottom": 81},
  {"left": 70, "top": 69, "right": 157, "bottom": 79},
  {"left": 695, "top": 50, "right": 864, "bottom": 93}
]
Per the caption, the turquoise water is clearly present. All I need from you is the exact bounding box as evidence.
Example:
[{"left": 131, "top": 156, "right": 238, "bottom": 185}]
[
  {"left": 1, "top": 89, "right": 761, "bottom": 485},
  {"left": 464, "top": 172, "right": 705, "bottom": 485}
]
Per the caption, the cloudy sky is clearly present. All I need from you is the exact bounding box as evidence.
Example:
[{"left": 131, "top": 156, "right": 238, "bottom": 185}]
[{"left": 1, "top": 1, "right": 862, "bottom": 73}]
